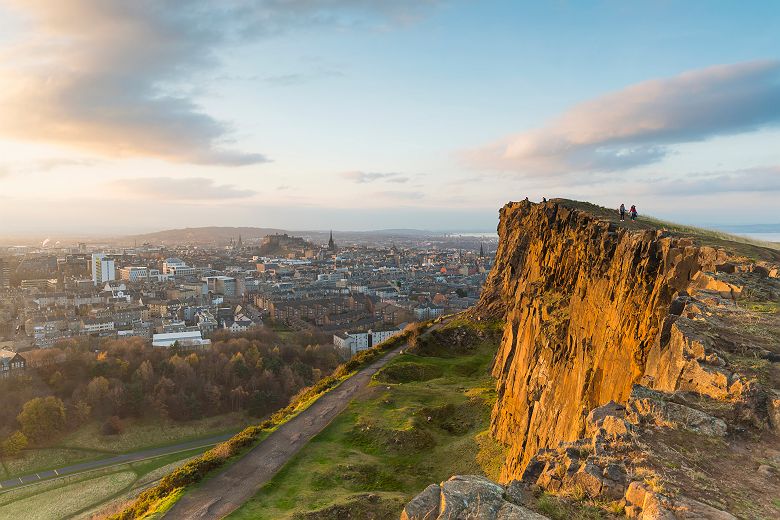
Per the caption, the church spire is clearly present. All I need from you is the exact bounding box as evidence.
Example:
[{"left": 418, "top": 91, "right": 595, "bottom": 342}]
[
  {"left": 328, "top": 230, "right": 336, "bottom": 251},
  {"left": 479, "top": 242, "right": 485, "bottom": 258}
]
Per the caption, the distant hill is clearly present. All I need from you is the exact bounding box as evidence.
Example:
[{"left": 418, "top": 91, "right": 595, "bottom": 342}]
[
  {"left": 116, "top": 226, "right": 459, "bottom": 246},
  {"left": 120, "top": 227, "right": 288, "bottom": 246}
]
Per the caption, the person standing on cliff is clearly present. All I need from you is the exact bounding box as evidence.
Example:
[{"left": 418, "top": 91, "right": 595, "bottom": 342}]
[
  {"left": 630, "top": 205, "right": 638, "bottom": 221},
  {"left": 619, "top": 203, "right": 626, "bottom": 221}
]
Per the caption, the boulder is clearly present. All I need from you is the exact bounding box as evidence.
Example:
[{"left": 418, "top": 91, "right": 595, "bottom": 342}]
[
  {"left": 673, "top": 496, "right": 738, "bottom": 519},
  {"left": 626, "top": 386, "right": 727, "bottom": 436},
  {"left": 624, "top": 481, "right": 675, "bottom": 520},
  {"left": 400, "top": 483, "right": 440, "bottom": 520},
  {"left": 438, "top": 475, "right": 506, "bottom": 519},
  {"left": 401, "top": 475, "right": 550, "bottom": 520}
]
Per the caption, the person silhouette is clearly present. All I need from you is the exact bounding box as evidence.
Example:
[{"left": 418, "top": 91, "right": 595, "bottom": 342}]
[
  {"left": 630, "top": 205, "right": 638, "bottom": 222},
  {"left": 619, "top": 203, "right": 626, "bottom": 221}
]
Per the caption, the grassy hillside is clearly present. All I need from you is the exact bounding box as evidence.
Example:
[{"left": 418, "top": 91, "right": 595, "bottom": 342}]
[
  {"left": 227, "top": 320, "right": 506, "bottom": 519},
  {"left": 554, "top": 199, "right": 780, "bottom": 262}
]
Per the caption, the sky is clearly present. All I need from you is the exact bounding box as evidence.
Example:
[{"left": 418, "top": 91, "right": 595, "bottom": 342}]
[{"left": 0, "top": 0, "right": 779, "bottom": 236}]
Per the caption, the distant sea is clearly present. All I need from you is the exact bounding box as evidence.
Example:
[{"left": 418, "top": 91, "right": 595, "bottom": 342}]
[{"left": 732, "top": 232, "right": 780, "bottom": 243}]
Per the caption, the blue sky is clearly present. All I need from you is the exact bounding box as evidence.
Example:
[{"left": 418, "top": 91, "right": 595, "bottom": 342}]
[{"left": 0, "top": 1, "right": 779, "bottom": 235}]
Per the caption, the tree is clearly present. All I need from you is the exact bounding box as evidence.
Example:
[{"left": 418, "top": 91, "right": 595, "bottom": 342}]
[
  {"left": 17, "top": 396, "right": 66, "bottom": 443},
  {"left": 1, "top": 431, "right": 28, "bottom": 457},
  {"left": 102, "top": 415, "right": 124, "bottom": 435},
  {"left": 73, "top": 400, "right": 92, "bottom": 424}
]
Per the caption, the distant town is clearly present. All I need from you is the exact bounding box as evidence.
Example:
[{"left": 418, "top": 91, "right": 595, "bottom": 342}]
[{"left": 0, "top": 229, "right": 496, "bottom": 372}]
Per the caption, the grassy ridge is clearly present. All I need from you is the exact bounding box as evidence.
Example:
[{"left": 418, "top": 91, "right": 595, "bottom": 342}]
[
  {"left": 227, "top": 320, "right": 505, "bottom": 519},
  {"left": 554, "top": 199, "right": 780, "bottom": 261},
  {"left": 107, "top": 324, "right": 425, "bottom": 520}
]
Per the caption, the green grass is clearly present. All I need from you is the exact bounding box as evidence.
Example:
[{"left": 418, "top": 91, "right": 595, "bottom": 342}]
[
  {"left": 554, "top": 198, "right": 780, "bottom": 262},
  {"left": 3, "top": 412, "right": 248, "bottom": 478},
  {"left": 227, "top": 322, "right": 503, "bottom": 520},
  {"left": 0, "top": 446, "right": 207, "bottom": 520}
]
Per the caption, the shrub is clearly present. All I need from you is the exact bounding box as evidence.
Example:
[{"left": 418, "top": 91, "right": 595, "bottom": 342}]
[
  {"left": 102, "top": 415, "right": 125, "bottom": 435},
  {"left": 1, "top": 431, "right": 28, "bottom": 457}
]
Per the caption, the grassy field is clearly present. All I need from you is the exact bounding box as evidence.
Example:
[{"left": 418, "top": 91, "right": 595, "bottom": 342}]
[
  {"left": 2, "top": 412, "right": 249, "bottom": 479},
  {"left": 0, "top": 447, "right": 205, "bottom": 520},
  {"left": 227, "top": 322, "right": 506, "bottom": 520}
]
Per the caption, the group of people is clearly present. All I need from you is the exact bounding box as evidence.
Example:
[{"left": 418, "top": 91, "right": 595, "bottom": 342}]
[{"left": 619, "top": 203, "right": 638, "bottom": 222}]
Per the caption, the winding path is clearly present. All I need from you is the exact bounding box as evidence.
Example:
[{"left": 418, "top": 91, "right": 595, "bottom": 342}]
[{"left": 164, "top": 341, "right": 408, "bottom": 519}]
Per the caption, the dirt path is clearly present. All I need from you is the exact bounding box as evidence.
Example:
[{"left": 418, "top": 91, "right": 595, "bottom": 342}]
[{"left": 164, "top": 342, "right": 408, "bottom": 519}]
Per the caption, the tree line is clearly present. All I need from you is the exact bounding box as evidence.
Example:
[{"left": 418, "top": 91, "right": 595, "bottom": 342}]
[{"left": 0, "top": 327, "right": 341, "bottom": 456}]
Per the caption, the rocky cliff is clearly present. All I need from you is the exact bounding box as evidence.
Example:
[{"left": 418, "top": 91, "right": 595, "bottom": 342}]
[
  {"left": 481, "top": 200, "right": 734, "bottom": 479},
  {"left": 409, "top": 198, "right": 780, "bottom": 519}
]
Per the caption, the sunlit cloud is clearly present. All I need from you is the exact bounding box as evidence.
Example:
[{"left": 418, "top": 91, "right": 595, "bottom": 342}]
[
  {"left": 466, "top": 61, "right": 780, "bottom": 175},
  {"left": 108, "top": 177, "right": 257, "bottom": 200},
  {"left": 0, "top": 0, "right": 436, "bottom": 166},
  {"left": 341, "top": 171, "right": 410, "bottom": 183}
]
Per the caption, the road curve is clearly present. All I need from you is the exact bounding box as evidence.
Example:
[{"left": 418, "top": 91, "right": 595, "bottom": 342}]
[{"left": 164, "top": 342, "right": 407, "bottom": 519}]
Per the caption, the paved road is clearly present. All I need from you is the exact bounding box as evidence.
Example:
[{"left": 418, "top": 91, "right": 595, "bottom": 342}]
[
  {"left": 0, "top": 433, "right": 234, "bottom": 491},
  {"left": 165, "top": 342, "right": 408, "bottom": 519}
]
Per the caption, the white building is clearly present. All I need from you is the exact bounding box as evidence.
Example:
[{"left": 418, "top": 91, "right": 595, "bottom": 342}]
[
  {"left": 152, "top": 330, "right": 211, "bottom": 348},
  {"left": 162, "top": 258, "right": 197, "bottom": 277},
  {"left": 119, "top": 266, "right": 162, "bottom": 282},
  {"left": 92, "top": 253, "right": 116, "bottom": 285},
  {"left": 333, "top": 327, "right": 404, "bottom": 355}
]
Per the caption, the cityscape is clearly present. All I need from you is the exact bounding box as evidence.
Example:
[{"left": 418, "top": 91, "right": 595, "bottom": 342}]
[{"left": 0, "top": 229, "right": 495, "bottom": 365}]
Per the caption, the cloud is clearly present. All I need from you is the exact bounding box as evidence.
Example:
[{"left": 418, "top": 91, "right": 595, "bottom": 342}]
[
  {"left": 466, "top": 61, "right": 780, "bottom": 175},
  {"left": 341, "top": 171, "right": 410, "bottom": 183},
  {"left": 263, "top": 68, "right": 345, "bottom": 87},
  {"left": 649, "top": 167, "right": 780, "bottom": 195},
  {"left": 373, "top": 190, "right": 424, "bottom": 200},
  {"left": 109, "top": 177, "right": 257, "bottom": 200},
  {"left": 0, "top": 1, "right": 435, "bottom": 166}
]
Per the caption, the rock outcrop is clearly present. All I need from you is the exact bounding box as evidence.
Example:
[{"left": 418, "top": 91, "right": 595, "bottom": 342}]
[
  {"left": 399, "top": 199, "right": 780, "bottom": 519},
  {"left": 475, "top": 199, "right": 779, "bottom": 484},
  {"left": 400, "top": 475, "right": 548, "bottom": 520}
]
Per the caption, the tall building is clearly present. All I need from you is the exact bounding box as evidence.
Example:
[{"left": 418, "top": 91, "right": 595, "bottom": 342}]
[
  {"left": 328, "top": 230, "right": 336, "bottom": 251},
  {"left": 0, "top": 259, "right": 10, "bottom": 290},
  {"left": 91, "top": 253, "right": 116, "bottom": 285}
]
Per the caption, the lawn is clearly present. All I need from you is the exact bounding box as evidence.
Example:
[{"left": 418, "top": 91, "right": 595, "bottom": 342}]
[
  {"left": 0, "top": 447, "right": 206, "bottom": 520},
  {"left": 2, "top": 412, "right": 249, "bottom": 478},
  {"left": 228, "top": 322, "right": 505, "bottom": 519}
]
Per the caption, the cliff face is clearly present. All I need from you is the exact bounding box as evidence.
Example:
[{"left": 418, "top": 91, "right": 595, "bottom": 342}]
[{"left": 480, "top": 200, "right": 730, "bottom": 481}]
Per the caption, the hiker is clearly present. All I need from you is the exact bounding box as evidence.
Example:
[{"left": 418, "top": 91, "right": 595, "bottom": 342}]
[
  {"left": 619, "top": 203, "right": 626, "bottom": 221},
  {"left": 630, "top": 205, "right": 638, "bottom": 221},
  {"left": 543, "top": 197, "right": 547, "bottom": 203}
]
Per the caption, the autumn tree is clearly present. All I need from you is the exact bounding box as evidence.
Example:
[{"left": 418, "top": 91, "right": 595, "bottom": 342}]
[
  {"left": 1, "top": 431, "right": 28, "bottom": 457},
  {"left": 17, "top": 396, "right": 66, "bottom": 443}
]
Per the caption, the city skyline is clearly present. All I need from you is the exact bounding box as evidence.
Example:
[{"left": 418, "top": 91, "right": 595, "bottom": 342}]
[{"left": 1, "top": 1, "right": 780, "bottom": 233}]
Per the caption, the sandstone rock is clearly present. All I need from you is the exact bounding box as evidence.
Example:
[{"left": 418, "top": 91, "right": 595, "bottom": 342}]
[
  {"left": 479, "top": 201, "right": 715, "bottom": 480},
  {"left": 624, "top": 481, "right": 675, "bottom": 520},
  {"left": 401, "top": 483, "right": 440, "bottom": 520},
  {"left": 586, "top": 401, "right": 625, "bottom": 431},
  {"left": 438, "top": 475, "right": 506, "bottom": 518},
  {"left": 402, "top": 475, "right": 550, "bottom": 520},
  {"left": 768, "top": 390, "right": 780, "bottom": 433},
  {"left": 673, "top": 496, "right": 738, "bottom": 519},
  {"left": 626, "top": 386, "right": 727, "bottom": 436},
  {"left": 567, "top": 461, "right": 604, "bottom": 498},
  {"left": 495, "top": 502, "right": 549, "bottom": 520}
]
